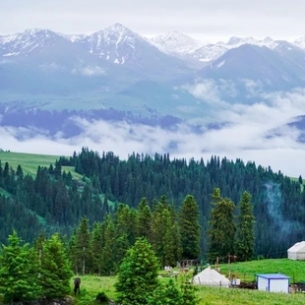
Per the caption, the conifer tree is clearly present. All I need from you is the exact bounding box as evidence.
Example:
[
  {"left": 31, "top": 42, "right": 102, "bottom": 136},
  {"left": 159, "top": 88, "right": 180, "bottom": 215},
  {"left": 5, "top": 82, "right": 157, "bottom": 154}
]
[
  {"left": 101, "top": 215, "right": 116, "bottom": 275},
  {"left": 137, "top": 198, "right": 152, "bottom": 240},
  {"left": 67, "top": 229, "right": 77, "bottom": 274},
  {"left": 114, "top": 233, "right": 130, "bottom": 272},
  {"left": 162, "top": 209, "right": 182, "bottom": 267},
  {"left": 180, "top": 282, "right": 199, "bottom": 305},
  {"left": 207, "top": 188, "right": 236, "bottom": 263},
  {"left": 90, "top": 222, "right": 104, "bottom": 274},
  {"left": 0, "top": 231, "right": 41, "bottom": 303},
  {"left": 179, "top": 195, "right": 201, "bottom": 259},
  {"left": 40, "top": 233, "right": 73, "bottom": 298},
  {"left": 74, "top": 217, "right": 91, "bottom": 274},
  {"left": 34, "top": 231, "right": 46, "bottom": 252},
  {"left": 235, "top": 191, "right": 255, "bottom": 261},
  {"left": 115, "top": 238, "right": 159, "bottom": 305},
  {"left": 151, "top": 201, "right": 168, "bottom": 263},
  {"left": 147, "top": 279, "right": 183, "bottom": 305}
]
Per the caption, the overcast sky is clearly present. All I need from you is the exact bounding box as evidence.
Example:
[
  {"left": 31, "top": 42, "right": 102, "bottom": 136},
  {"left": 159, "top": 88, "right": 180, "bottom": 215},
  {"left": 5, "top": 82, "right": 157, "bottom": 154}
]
[{"left": 1, "top": 0, "right": 305, "bottom": 42}]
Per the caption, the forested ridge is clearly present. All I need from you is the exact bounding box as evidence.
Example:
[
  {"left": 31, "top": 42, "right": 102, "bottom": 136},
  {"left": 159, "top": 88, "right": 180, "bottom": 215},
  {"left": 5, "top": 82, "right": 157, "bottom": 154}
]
[{"left": 0, "top": 148, "right": 304, "bottom": 260}]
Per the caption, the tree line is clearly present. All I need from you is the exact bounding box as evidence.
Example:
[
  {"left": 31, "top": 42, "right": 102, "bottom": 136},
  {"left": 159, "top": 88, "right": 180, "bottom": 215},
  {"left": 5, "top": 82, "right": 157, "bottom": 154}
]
[
  {"left": 67, "top": 194, "right": 200, "bottom": 275},
  {"left": 0, "top": 185, "right": 253, "bottom": 302},
  {"left": 0, "top": 230, "right": 198, "bottom": 305},
  {"left": 67, "top": 189, "right": 254, "bottom": 276},
  {"left": 0, "top": 147, "right": 304, "bottom": 258},
  {"left": 0, "top": 231, "right": 72, "bottom": 304},
  {"left": 59, "top": 148, "right": 305, "bottom": 257}
]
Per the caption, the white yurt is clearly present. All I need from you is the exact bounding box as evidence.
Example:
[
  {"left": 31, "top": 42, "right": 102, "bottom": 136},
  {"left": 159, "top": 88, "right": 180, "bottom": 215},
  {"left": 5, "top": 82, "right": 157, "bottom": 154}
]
[
  {"left": 193, "top": 266, "right": 230, "bottom": 288},
  {"left": 287, "top": 241, "right": 305, "bottom": 260}
]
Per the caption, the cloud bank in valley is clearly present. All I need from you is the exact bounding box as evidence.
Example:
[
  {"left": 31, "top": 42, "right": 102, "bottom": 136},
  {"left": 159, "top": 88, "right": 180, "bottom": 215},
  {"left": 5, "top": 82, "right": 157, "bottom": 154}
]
[{"left": 2, "top": 86, "right": 305, "bottom": 178}]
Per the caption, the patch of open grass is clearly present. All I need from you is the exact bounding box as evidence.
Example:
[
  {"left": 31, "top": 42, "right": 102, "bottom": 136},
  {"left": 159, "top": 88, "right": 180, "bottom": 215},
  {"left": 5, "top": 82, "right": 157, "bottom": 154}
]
[
  {"left": 195, "top": 286, "right": 305, "bottom": 305},
  {"left": 216, "top": 258, "right": 305, "bottom": 283},
  {"left": 0, "top": 151, "right": 82, "bottom": 180},
  {"left": 0, "top": 151, "right": 60, "bottom": 175},
  {"left": 70, "top": 275, "right": 116, "bottom": 305},
  {"left": 70, "top": 274, "right": 305, "bottom": 305}
]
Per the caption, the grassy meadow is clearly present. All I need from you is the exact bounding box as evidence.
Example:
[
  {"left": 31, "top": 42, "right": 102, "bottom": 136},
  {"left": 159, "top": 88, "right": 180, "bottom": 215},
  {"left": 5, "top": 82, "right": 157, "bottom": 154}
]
[
  {"left": 0, "top": 150, "right": 82, "bottom": 179},
  {"left": 218, "top": 258, "right": 305, "bottom": 283},
  {"left": 0, "top": 151, "right": 60, "bottom": 175},
  {"left": 71, "top": 272, "right": 305, "bottom": 305}
]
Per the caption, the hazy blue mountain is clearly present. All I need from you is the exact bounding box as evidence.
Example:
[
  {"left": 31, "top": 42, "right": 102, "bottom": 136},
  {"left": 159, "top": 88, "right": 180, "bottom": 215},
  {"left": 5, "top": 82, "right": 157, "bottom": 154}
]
[
  {"left": 2, "top": 27, "right": 305, "bottom": 123},
  {"left": 69, "top": 23, "right": 191, "bottom": 79},
  {"left": 0, "top": 29, "right": 139, "bottom": 95},
  {"left": 199, "top": 44, "right": 305, "bottom": 91},
  {"left": 272, "top": 40, "right": 305, "bottom": 71}
]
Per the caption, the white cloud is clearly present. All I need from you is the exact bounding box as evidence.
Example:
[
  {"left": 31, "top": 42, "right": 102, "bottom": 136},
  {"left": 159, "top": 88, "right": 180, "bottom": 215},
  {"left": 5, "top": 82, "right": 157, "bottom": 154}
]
[{"left": 2, "top": 87, "right": 305, "bottom": 178}]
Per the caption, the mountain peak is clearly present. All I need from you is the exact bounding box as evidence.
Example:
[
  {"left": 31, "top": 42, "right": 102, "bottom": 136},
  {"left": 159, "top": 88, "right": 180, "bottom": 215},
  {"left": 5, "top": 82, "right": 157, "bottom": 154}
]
[
  {"left": 154, "top": 30, "right": 198, "bottom": 43},
  {"left": 0, "top": 28, "right": 65, "bottom": 57},
  {"left": 102, "top": 23, "right": 141, "bottom": 43},
  {"left": 263, "top": 36, "right": 273, "bottom": 43},
  {"left": 294, "top": 36, "right": 305, "bottom": 49},
  {"left": 104, "top": 23, "right": 133, "bottom": 34},
  {"left": 227, "top": 36, "right": 256, "bottom": 46},
  {"left": 151, "top": 31, "right": 202, "bottom": 56}
]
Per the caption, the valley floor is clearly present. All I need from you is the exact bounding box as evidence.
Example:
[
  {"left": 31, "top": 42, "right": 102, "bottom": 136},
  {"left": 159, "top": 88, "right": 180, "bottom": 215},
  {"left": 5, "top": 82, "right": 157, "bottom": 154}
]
[{"left": 71, "top": 274, "right": 305, "bottom": 305}]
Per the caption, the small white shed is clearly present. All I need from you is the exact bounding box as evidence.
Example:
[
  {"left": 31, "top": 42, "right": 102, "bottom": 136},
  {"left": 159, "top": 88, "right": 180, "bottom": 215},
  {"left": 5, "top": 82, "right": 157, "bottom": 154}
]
[
  {"left": 257, "top": 274, "right": 290, "bottom": 293},
  {"left": 287, "top": 241, "right": 305, "bottom": 260}
]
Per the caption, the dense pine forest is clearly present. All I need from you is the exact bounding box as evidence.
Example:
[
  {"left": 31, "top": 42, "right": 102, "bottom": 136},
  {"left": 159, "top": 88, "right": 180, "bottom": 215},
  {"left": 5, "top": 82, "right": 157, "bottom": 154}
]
[{"left": 0, "top": 148, "right": 304, "bottom": 261}]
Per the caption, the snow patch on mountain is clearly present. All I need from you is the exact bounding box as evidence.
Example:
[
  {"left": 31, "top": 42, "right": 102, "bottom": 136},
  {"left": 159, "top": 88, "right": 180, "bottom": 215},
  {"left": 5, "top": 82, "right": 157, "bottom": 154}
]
[
  {"left": 151, "top": 31, "right": 202, "bottom": 55},
  {"left": 294, "top": 36, "right": 305, "bottom": 49},
  {"left": 0, "top": 29, "right": 61, "bottom": 57},
  {"left": 150, "top": 33, "right": 279, "bottom": 62},
  {"left": 67, "top": 23, "right": 144, "bottom": 65}
]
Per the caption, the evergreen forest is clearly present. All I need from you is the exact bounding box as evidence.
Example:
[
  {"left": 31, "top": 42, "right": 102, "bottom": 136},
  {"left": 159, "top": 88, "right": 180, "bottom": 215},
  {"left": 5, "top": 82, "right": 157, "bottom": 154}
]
[{"left": 0, "top": 147, "right": 304, "bottom": 262}]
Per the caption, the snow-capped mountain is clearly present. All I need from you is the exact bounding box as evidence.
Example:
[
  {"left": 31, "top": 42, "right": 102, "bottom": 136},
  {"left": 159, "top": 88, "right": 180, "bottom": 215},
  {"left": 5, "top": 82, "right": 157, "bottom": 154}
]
[
  {"left": 66, "top": 23, "right": 190, "bottom": 78},
  {"left": 0, "top": 29, "right": 63, "bottom": 57},
  {"left": 294, "top": 36, "right": 305, "bottom": 49},
  {"left": 2, "top": 23, "right": 305, "bottom": 115},
  {"left": 150, "top": 34, "right": 278, "bottom": 63},
  {"left": 69, "top": 23, "right": 142, "bottom": 64},
  {"left": 150, "top": 31, "right": 202, "bottom": 56},
  {"left": 199, "top": 44, "right": 305, "bottom": 92}
]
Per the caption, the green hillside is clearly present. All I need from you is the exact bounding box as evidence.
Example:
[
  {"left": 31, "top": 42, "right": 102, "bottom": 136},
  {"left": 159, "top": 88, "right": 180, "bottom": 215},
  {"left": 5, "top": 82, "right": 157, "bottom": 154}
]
[
  {"left": 0, "top": 151, "right": 60, "bottom": 175},
  {"left": 0, "top": 151, "right": 83, "bottom": 180},
  {"left": 218, "top": 259, "right": 305, "bottom": 283},
  {"left": 74, "top": 274, "right": 305, "bottom": 305}
]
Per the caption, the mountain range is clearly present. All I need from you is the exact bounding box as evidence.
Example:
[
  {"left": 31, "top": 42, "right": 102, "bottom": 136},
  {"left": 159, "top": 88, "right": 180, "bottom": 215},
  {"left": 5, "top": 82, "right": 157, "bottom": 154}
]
[{"left": 1, "top": 23, "right": 305, "bottom": 123}]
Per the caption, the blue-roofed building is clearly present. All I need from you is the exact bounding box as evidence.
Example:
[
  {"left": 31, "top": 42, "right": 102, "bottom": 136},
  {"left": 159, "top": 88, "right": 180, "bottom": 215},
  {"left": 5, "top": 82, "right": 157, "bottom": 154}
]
[{"left": 257, "top": 274, "right": 290, "bottom": 293}]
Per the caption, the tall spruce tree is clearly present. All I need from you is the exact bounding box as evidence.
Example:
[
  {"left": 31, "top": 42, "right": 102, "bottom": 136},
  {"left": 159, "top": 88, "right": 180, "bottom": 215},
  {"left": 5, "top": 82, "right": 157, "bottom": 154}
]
[
  {"left": 0, "top": 231, "right": 41, "bottom": 303},
  {"left": 90, "top": 222, "right": 104, "bottom": 274},
  {"left": 74, "top": 217, "right": 91, "bottom": 274},
  {"left": 207, "top": 188, "right": 236, "bottom": 263},
  {"left": 151, "top": 201, "right": 168, "bottom": 263},
  {"left": 137, "top": 198, "right": 152, "bottom": 241},
  {"left": 179, "top": 195, "right": 200, "bottom": 259},
  {"left": 40, "top": 233, "right": 73, "bottom": 298},
  {"left": 162, "top": 209, "right": 182, "bottom": 267},
  {"left": 115, "top": 238, "right": 159, "bottom": 305},
  {"left": 235, "top": 191, "right": 255, "bottom": 261},
  {"left": 147, "top": 279, "right": 183, "bottom": 305},
  {"left": 101, "top": 215, "right": 116, "bottom": 275}
]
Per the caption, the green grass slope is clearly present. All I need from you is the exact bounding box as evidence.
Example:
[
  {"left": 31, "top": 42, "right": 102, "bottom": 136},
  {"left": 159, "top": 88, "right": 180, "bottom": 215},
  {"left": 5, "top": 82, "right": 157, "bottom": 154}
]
[
  {"left": 71, "top": 274, "right": 305, "bottom": 305},
  {"left": 0, "top": 151, "right": 82, "bottom": 180},
  {"left": 218, "top": 258, "right": 305, "bottom": 283},
  {"left": 0, "top": 151, "right": 60, "bottom": 175}
]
